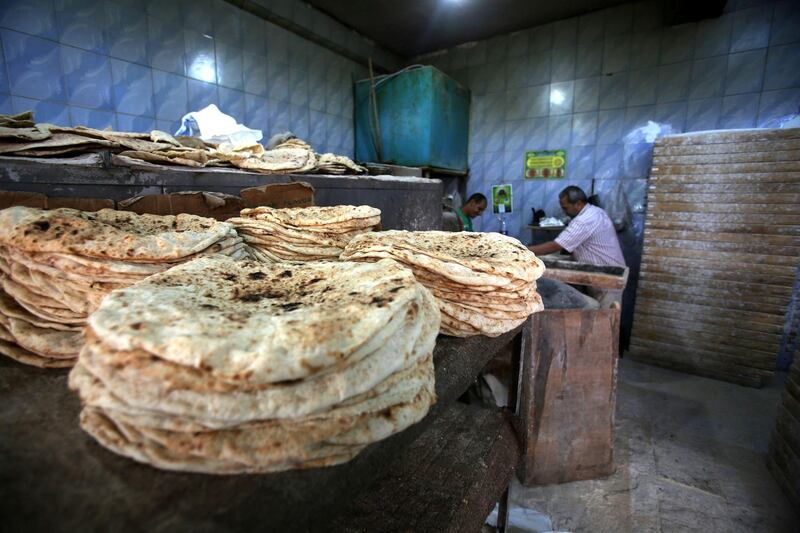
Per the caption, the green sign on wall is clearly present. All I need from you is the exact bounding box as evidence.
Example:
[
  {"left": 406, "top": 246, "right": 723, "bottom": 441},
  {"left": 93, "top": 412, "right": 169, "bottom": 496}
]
[
  {"left": 492, "top": 184, "right": 512, "bottom": 214},
  {"left": 524, "top": 149, "right": 566, "bottom": 179}
]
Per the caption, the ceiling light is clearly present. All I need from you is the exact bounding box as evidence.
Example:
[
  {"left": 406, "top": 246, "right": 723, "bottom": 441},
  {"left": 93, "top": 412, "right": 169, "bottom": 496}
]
[
  {"left": 550, "top": 89, "right": 565, "bottom": 106},
  {"left": 188, "top": 57, "right": 216, "bottom": 83}
]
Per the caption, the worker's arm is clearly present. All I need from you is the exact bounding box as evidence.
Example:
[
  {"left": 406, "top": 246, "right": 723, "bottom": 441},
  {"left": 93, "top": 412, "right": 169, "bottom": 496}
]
[{"left": 528, "top": 240, "right": 562, "bottom": 256}]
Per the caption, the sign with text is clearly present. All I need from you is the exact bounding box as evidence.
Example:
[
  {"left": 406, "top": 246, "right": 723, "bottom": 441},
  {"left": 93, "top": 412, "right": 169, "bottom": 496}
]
[{"left": 525, "top": 149, "right": 566, "bottom": 179}]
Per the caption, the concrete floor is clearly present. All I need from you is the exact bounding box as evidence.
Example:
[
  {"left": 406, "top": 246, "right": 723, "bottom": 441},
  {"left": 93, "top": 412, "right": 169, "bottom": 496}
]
[{"left": 505, "top": 357, "right": 799, "bottom": 533}]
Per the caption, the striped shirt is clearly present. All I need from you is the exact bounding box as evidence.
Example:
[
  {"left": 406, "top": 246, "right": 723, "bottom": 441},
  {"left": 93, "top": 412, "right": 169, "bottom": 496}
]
[{"left": 555, "top": 204, "right": 626, "bottom": 267}]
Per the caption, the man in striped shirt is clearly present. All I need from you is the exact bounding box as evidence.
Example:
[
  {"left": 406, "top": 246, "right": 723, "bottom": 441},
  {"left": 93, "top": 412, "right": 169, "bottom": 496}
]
[{"left": 528, "top": 186, "right": 626, "bottom": 306}]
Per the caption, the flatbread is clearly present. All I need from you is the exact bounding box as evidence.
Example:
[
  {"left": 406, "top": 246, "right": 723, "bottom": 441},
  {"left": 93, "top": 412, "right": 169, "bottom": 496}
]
[
  {"left": 341, "top": 230, "right": 545, "bottom": 337},
  {"left": 239, "top": 205, "right": 381, "bottom": 227},
  {"left": 0, "top": 207, "right": 234, "bottom": 261},
  {"left": 70, "top": 255, "right": 440, "bottom": 473},
  {"left": 88, "top": 256, "right": 426, "bottom": 384}
]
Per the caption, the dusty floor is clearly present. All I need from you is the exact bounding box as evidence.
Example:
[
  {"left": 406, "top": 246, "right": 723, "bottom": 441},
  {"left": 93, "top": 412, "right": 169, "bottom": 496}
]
[{"left": 504, "top": 357, "right": 799, "bottom": 533}]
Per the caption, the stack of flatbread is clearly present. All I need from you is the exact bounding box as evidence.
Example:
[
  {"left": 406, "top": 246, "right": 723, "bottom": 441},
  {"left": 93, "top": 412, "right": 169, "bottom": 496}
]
[
  {"left": 0, "top": 113, "right": 208, "bottom": 163},
  {"left": 229, "top": 205, "right": 381, "bottom": 262},
  {"left": 341, "top": 231, "right": 545, "bottom": 337},
  {"left": 69, "top": 255, "right": 439, "bottom": 473},
  {"left": 211, "top": 138, "right": 318, "bottom": 174},
  {"left": 0, "top": 207, "right": 245, "bottom": 368},
  {"left": 0, "top": 112, "right": 366, "bottom": 175},
  {"left": 313, "top": 153, "right": 367, "bottom": 175}
]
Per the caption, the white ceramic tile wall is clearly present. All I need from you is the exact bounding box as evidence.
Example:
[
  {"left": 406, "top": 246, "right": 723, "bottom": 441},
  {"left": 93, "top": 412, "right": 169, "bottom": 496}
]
[
  {"left": 0, "top": 0, "right": 403, "bottom": 157},
  {"left": 417, "top": 0, "right": 800, "bottom": 241}
]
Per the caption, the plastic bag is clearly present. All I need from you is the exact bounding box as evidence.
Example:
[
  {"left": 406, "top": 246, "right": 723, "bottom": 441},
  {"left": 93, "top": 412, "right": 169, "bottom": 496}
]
[
  {"left": 175, "top": 104, "right": 262, "bottom": 146},
  {"left": 599, "top": 181, "right": 632, "bottom": 232}
]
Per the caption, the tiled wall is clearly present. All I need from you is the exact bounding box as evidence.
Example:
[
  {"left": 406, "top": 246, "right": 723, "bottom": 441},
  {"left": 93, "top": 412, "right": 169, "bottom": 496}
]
[
  {"left": 417, "top": 0, "right": 800, "bottom": 241},
  {"left": 0, "top": 0, "right": 401, "bottom": 157}
]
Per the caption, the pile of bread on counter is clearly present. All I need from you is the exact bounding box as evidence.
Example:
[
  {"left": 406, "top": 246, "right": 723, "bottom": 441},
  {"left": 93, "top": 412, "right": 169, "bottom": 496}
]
[
  {"left": 0, "top": 207, "right": 245, "bottom": 368},
  {"left": 0, "top": 202, "right": 544, "bottom": 474},
  {"left": 0, "top": 111, "right": 365, "bottom": 175},
  {"left": 229, "top": 205, "right": 380, "bottom": 261}
]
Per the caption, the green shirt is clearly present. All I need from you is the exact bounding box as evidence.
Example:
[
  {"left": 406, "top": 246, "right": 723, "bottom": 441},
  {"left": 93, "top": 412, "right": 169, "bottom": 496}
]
[{"left": 455, "top": 208, "right": 473, "bottom": 232}]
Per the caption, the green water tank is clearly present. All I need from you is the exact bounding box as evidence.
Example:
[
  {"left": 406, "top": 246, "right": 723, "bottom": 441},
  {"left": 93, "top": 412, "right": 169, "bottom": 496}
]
[{"left": 354, "top": 66, "right": 469, "bottom": 172}]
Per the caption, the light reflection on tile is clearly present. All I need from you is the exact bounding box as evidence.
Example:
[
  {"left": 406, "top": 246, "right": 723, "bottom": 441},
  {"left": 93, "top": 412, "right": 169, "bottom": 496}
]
[
  {"left": 12, "top": 96, "right": 69, "bottom": 125},
  {"left": 61, "top": 46, "right": 112, "bottom": 110},
  {"left": 2, "top": 30, "right": 65, "bottom": 101},
  {"left": 185, "top": 32, "right": 217, "bottom": 83},
  {"left": 0, "top": 0, "right": 59, "bottom": 40}
]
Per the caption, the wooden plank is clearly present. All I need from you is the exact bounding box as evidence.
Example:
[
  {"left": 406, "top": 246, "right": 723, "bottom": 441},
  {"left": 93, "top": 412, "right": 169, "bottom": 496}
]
[
  {"left": 628, "top": 339, "right": 774, "bottom": 377},
  {"left": 644, "top": 229, "right": 800, "bottom": 247},
  {"left": 653, "top": 150, "right": 800, "bottom": 165},
  {"left": 767, "top": 452, "right": 800, "bottom": 509},
  {"left": 637, "top": 287, "right": 789, "bottom": 316},
  {"left": 636, "top": 300, "right": 783, "bottom": 332},
  {"left": 767, "top": 429, "right": 800, "bottom": 508},
  {"left": 434, "top": 327, "right": 523, "bottom": 405},
  {"left": 330, "top": 403, "right": 520, "bottom": 533},
  {"left": 628, "top": 346, "right": 767, "bottom": 387},
  {"left": 649, "top": 201, "right": 800, "bottom": 215},
  {"left": 635, "top": 297, "right": 785, "bottom": 332},
  {"left": 644, "top": 217, "right": 800, "bottom": 237},
  {"left": 638, "top": 271, "right": 794, "bottom": 297},
  {"left": 654, "top": 139, "right": 800, "bottom": 156},
  {"left": 776, "top": 404, "right": 800, "bottom": 448},
  {"left": 651, "top": 161, "right": 800, "bottom": 174},
  {"left": 541, "top": 268, "right": 628, "bottom": 289},
  {"left": 635, "top": 128, "right": 799, "bottom": 386},
  {"left": 657, "top": 129, "right": 800, "bottom": 145},
  {"left": 643, "top": 237, "right": 800, "bottom": 257},
  {"left": 0, "top": 328, "right": 523, "bottom": 532},
  {"left": 648, "top": 182, "right": 800, "bottom": 194},
  {"left": 631, "top": 324, "right": 779, "bottom": 363},
  {"left": 649, "top": 171, "right": 800, "bottom": 184},
  {"left": 518, "top": 308, "right": 620, "bottom": 486},
  {"left": 538, "top": 258, "right": 628, "bottom": 289},
  {"left": 642, "top": 247, "right": 799, "bottom": 267},
  {"left": 639, "top": 256, "right": 797, "bottom": 281},
  {"left": 633, "top": 311, "right": 783, "bottom": 345},
  {"left": 787, "top": 367, "right": 800, "bottom": 405},
  {"left": 645, "top": 211, "right": 800, "bottom": 225},
  {"left": 649, "top": 192, "right": 800, "bottom": 205},
  {"left": 638, "top": 279, "right": 791, "bottom": 309},
  {"left": 639, "top": 261, "right": 796, "bottom": 286}
]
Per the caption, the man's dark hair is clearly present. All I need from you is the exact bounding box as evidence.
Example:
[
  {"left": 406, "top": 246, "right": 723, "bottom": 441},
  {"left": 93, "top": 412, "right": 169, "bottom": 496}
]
[
  {"left": 558, "top": 186, "right": 587, "bottom": 204},
  {"left": 467, "top": 192, "right": 487, "bottom": 204}
]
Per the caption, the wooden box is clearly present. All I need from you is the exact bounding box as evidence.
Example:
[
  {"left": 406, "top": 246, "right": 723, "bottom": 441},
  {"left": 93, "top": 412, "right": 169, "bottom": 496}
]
[{"left": 517, "top": 307, "right": 621, "bottom": 485}]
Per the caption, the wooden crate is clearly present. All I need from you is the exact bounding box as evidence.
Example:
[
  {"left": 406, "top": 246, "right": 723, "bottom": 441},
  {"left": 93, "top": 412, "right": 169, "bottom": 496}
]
[
  {"left": 516, "top": 308, "right": 621, "bottom": 485},
  {"left": 630, "top": 128, "right": 800, "bottom": 387}
]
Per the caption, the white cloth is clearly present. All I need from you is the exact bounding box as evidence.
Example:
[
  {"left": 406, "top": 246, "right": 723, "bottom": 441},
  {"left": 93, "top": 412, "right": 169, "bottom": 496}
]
[
  {"left": 175, "top": 104, "right": 262, "bottom": 145},
  {"left": 555, "top": 204, "right": 626, "bottom": 267}
]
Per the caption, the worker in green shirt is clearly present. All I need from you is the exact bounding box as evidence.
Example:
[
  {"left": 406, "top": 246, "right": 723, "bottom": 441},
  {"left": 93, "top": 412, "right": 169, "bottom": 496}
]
[{"left": 455, "top": 193, "right": 487, "bottom": 232}]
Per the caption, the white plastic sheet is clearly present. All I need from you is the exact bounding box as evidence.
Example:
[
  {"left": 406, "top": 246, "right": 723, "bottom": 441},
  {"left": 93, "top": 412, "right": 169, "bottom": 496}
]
[{"left": 175, "top": 104, "right": 262, "bottom": 146}]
